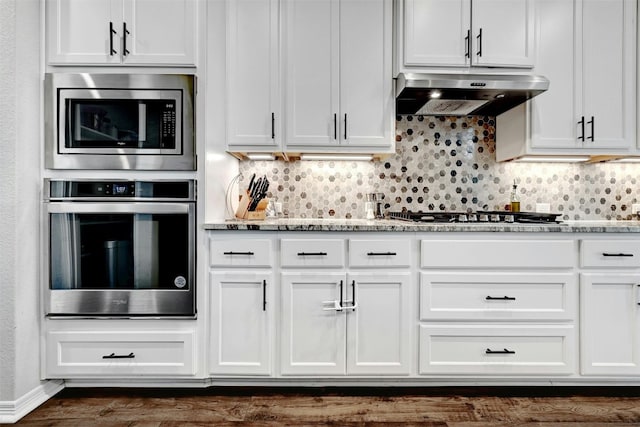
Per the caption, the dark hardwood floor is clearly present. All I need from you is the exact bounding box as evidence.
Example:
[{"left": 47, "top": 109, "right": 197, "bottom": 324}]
[{"left": 14, "top": 386, "right": 640, "bottom": 426}]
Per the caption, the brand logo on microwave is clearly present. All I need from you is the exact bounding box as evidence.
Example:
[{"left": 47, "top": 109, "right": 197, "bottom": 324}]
[
  {"left": 112, "top": 299, "right": 128, "bottom": 306},
  {"left": 117, "top": 141, "right": 126, "bottom": 146}
]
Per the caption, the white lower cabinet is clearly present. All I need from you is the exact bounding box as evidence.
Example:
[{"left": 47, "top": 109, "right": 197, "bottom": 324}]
[
  {"left": 419, "top": 324, "right": 575, "bottom": 375},
  {"left": 420, "top": 272, "right": 577, "bottom": 321},
  {"left": 280, "top": 271, "right": 411, "bottom": 376},
  {"left": 418, "top": 237, "right": 577, "bottom": 378},
  {"left": 580, "top": 239, "right": 640, "bottom": 376},
  {"left": 581, "top": 273, "right": 640, "bottom": 375},
  {"left": 280, "top": 272, "right": 347, "bottom": 375},
  {"left": 208, "top": 237, "right": 275, "bottom": 376},
  {"left": 209, "top": 271, "right": 273, "bottom": 375},
  {"left": 45, "top": 330, "right": 196, "bottom": 378}
]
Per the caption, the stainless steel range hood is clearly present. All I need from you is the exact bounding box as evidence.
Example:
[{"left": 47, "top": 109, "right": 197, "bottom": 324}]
[{"left": 396, "top": 73, "right": 549, "bottom": 116}]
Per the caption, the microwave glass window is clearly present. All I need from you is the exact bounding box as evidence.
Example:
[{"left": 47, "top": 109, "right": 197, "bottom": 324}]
[
  {"left": 49, "top": 213, "right": 189, "bottom": 291},
  {"left": 65, "top": 99, "right": 177, "bottom": 149}
]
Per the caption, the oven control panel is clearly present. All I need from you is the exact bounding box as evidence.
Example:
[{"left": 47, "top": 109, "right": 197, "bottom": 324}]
[{"left": 46, "top": 180, "right": 195, "bottom": 201}]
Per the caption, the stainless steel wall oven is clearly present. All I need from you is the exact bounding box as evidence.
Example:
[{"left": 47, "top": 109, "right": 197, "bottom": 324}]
[
  {"left": 44, "top": 179, "right": 196, "bottom": 317},
  {"left": 45, "top": 73, "right": 195, "bottom": 170}
]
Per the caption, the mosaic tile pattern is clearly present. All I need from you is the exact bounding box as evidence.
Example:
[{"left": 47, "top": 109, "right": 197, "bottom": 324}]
[{"left": 237, "top": 116, "right": 640, "bottom": 220}]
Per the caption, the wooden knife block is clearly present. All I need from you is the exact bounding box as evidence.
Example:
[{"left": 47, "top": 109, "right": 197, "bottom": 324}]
[{"left": 235, "top": 191, "right": 268, "bottom": 220}]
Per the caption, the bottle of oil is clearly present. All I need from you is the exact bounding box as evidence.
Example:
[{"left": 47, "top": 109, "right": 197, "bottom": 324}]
[{"left": 510, "top": 181, "right": 521, "bottom": 213}]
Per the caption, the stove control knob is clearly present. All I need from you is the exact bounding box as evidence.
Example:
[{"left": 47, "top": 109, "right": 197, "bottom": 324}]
[
  {"left": 458, "top": 214, "right": 468, "bottom": 223},
  {"left": 468, "top": 214, "right": 478, "bottom": 222},
  {"left": 504, "top": 214, "right": 515, "bottom": 223},
  {"left": 479, "top": 214, "right": 489, "bottom": 222},
  {"left": 491, "top": 214, "right": 501, "bottom": 222}
]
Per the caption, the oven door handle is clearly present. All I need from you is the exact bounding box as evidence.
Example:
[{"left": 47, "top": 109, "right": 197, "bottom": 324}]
[{"left": 46, "top": 202, "right": 192, "bottom": 215}]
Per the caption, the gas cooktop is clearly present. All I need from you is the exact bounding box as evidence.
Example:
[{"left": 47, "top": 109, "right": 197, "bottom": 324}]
[{"left": 387, "top": 210, "right": 563, "bottom": 224}]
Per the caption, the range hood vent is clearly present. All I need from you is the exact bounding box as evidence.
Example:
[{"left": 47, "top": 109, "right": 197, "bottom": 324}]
[{"left": 396, "top": 73, "right": 549, "bottom": 116}]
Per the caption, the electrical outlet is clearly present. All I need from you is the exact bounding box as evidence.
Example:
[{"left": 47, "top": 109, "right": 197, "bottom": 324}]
[
  {"left": 632, "top": 204, "right": 640, "bottom": 215},
  {"left": 536, "top": 203, "right": 551, "bottom": 213}
]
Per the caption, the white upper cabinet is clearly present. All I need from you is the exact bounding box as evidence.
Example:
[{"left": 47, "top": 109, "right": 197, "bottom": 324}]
[
  {"left": 496, "top": 0, "right": 636, "bottom": 160},
  {"left": 400, "top": 0, "right": 534, "bottom": 71},
  {"left": 282, "top": 0, "right": 394, "bottom": 153},
  {"left": 47, "top": 0, "right": 197, "bottom": 66},
  {"left": 226, "top": 0, "right": 281, "bottom": 151},
  {"left": 579, "top": 0, "right": 635, "bottom": 150}
]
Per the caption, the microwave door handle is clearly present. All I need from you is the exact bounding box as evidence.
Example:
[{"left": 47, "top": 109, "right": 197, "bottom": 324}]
[
  {"left": 46, "top": 202, "right": 192, "bottom": 215},
  {"left": 138, "top": 103, "right": 146, "bottom": 143}
]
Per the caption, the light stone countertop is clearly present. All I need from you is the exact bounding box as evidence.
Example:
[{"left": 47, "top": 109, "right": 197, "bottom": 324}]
[{"left": 203, "top": 218, "right": 640, "bottom": 233}]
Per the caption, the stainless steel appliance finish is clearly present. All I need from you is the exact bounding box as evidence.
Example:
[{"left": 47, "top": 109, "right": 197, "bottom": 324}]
[
  {"left": 45, "top": 73, "right": 195, "bottom": 170},
  {"left": 388, "top": 210, "right": 563, "bottom": 224},
  {"left": 44, "top": 179, "right": 196, "bottom": 317},
  {"left": 396, "top": 73, "right": 549, "bottom": 116}
]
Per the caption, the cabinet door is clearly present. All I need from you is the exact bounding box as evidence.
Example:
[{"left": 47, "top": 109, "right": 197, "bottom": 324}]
[
  {"left": 121, "top": 0, "right": 197, "bottom": 65},
  {"left": 529, "top": 0, "right": 579, "bottom": 149},
  {"left": 284, "top": 0, "right": 339, "bottom": 147},
  {"left": 47, "top": 0, "right": 122, "bottom": 65},
  {"left": 339, "top": 0, "right": 393, "bottom": 148},
  {"left": 210, "top": 272, "right": 272, "bottom": 375},
  {"left": 580, "top": 0, "right": 635, "bottom": 150},
  {"left": 471, "top": 0, "right": 534, "bottom": 67},
  {"left": 403, "top": 0, "right": 470, "bottom": 67},
  {"left": 280, "top": 272, "right": 346, "bottom": 375},
  {"left": 581, "top": 273, "right": 640, "bottom": 375},
  {"left": 346, "top": 273, "right": 412, "bottom": 375},
  {"left": 226, "top": 0, "right": 280, "bottom": 150}
]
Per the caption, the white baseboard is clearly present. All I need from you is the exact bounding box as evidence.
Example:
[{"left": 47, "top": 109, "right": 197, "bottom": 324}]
[{"left": 0, "top": 380, "right": 64, "bottom": 424}]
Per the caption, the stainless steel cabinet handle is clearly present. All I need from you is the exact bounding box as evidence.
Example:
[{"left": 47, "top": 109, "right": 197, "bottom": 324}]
[
  {"left": 223, "top": 251, "right": 254, "bottom": 256},
  {"left": 102, "top": 352, "right": 135, "bottom": 359},
  {"left": 123, "top": 22, "right": 130, "bottom": 56},
  {"left": 109, "top": 22, "right": 117, "bottom": 55},
  {"left": 587, "top": 116, "right": 594, "bottom": 141},
  {"left": 297, "top": 252, "right": 327, "bottom": 256},
  {"left": 485, "top": 348, "right": 515, "bottom": 355},
  {"left": 578, "top": 116, "right": 585, "bottom": 141},
  {"left": 476, "top": 28, "right": 483, "bottom": 57},
  {"left": 333, "top": 114, "right": 337, "bottom": 140},
  {"left": 602, "top": 253, "right": 634, "bottom": 257},
  {"left": 485, "top": 296, "right": 516, "bottom": 301},
  {"left": 367, "top": 252, "right": 397, "bottom": 256}
]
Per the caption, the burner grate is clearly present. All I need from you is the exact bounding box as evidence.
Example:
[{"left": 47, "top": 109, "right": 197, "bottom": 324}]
[{"left": 387, "top": 211, "right": 562, "bottom": 224}]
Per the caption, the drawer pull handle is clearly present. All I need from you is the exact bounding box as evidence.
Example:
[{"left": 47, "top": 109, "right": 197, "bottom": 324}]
[
  {"left": 102, "top": 352, "right": 135, "bottom": 359},
  {"left": 485, "top": 348, "right": 515, "bottom": 355},
  {"left": 297, "top": 252, "right": 327, "bottom": 256},
  {"left": 223, "top": 251, "right": 254, "bottom": 256},
  {"left": 367, "top": 252, "right": 397, "bottom": 256},
  {"left": 485, "top": 296, "right": 516, "bottom": 301},
  {"left": 603, "top": 253, "right": 634, "bottom": 257}
]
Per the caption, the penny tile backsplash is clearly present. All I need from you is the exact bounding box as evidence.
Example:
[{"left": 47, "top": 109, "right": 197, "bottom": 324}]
[{"left": 238, "top": 116, "right": 640, "bottom": 220}]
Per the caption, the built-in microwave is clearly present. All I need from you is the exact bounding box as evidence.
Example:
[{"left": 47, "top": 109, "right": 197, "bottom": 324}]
[{"left": 44, "top": 73, "right": 195, "bottom": 170}]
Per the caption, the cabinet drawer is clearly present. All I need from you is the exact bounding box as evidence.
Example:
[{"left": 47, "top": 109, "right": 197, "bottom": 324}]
[
  {"left": 45, "top": 330, "right": 196, "bottom": 377},
  {"left": 421, "top": 240, "right": 575, "bottom": 269},
  {"left": 580, "top": 240, "right": 640, "bottom": 268},
  {"left": 210, "top": 238, "right": 272, "bottom": 267},
  {"left": 420, "top": 272, "right": 576, "bottom": 321},
  {"left": 349, "top": 239, "right": 412, "bottom": 268},
  {"left": 419, "top": 324, "right": 575, "bottom": 375},
  {"left": 281, "top": 239, "right": 345, "bottom": 268}
]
